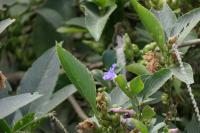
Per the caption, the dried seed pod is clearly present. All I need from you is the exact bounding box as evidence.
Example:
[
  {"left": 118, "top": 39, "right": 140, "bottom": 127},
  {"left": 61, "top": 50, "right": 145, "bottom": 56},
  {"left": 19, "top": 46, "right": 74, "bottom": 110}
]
[
  {"left": 0, "top": 71, "right": 7, "bottom": 90},
  {"left": 77, "top": 119, "right": 96, "bottom": 133}
]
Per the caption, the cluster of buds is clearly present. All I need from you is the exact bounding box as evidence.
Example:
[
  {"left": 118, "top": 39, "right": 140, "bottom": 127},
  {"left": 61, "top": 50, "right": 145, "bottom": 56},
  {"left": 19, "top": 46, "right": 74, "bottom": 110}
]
[
  {"left": 96, "top": 92, "right": 108, "bottom": 112},
  {"left": 143, "top": 51, "right": 160, "bottom": 73}
]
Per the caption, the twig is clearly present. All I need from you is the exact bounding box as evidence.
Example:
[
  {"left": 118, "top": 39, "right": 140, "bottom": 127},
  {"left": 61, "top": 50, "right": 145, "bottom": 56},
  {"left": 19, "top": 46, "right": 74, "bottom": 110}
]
[
  {"left": 178, "top": 39, "right": 200, "bottom": 48},
  {"left": 68, "top": 95, "right": 88, "bottom": 120}
]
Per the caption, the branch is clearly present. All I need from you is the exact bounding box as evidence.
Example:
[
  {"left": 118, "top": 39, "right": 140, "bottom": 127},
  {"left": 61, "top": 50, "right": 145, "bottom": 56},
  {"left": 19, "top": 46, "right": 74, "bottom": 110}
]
[
  {"left": 178, "top": 39, "right": 200, "bottom": 48},
  {"left": 68, "top": 95, "right": 88, "bottom": 120}
]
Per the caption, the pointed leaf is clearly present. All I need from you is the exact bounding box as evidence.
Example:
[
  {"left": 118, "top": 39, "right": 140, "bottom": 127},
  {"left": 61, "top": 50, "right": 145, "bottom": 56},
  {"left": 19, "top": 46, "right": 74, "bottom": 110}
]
[
  {"left": 126, "top": 63, "right": 150, "bottom": 75},
  {"left": 142, "top": 105, "right": 156, "bottom": 120},
  {"left": 141, "top": 69, "right": 172, "bottom": 98},
  {"left": 33, "top": 84, "right": 77, "bottom": 115},
  {"left": 171, "top": 62, "right": 194, "bottom": 84},
  {"left": 130, "top": 0, "right": 166, "bottom": 55},
  {"left": 0, "top": 93, "right": 41, "bottom": 119},
  {"left": 171, "top": 8, "right": 200, "bottom": 44},
  {"left": 130, "top": 76, "right": 144, "bottom": 95},
  {"left": 84, "top": 2, "right": 117, "bottom": 41},
  {"left": 151, "top": 3, "right": 177, "bottom": 39},
  {"left": 37, "top": 8, "right": 64, "bottom": 28},
  {"left": 17, "top": 47, "right": 60, "bottom": 115},
  {"left": 56, "top": 43, "right": 97, "bottom": 113}
]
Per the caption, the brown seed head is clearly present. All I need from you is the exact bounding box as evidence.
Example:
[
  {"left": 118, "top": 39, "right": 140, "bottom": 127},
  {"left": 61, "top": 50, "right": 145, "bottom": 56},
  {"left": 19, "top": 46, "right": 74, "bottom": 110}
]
[{"left": 0, "top": 71, "right": 7, "bottom": 90}]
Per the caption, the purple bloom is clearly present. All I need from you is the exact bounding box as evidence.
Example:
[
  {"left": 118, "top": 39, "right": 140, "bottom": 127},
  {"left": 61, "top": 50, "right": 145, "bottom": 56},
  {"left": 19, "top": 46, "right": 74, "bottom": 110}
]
[{"left": 103, "top": 64, "right": 117, "bottom": 80}]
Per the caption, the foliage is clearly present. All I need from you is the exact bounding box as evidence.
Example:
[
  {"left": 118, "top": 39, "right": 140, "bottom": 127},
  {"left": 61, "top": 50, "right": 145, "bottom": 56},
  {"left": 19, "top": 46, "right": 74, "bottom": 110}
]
[{"left": 0, "top": 0, "right": 200, "bottom": 132}]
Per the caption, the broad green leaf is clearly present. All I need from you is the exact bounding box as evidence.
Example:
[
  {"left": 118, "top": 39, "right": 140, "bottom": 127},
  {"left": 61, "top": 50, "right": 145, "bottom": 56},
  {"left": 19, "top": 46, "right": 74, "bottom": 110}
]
[
  {"left": 126, "top": 63, "right": 150, "bottom": 75},
  {"left": 12, "top": 113, "right": 35, "bottom": 132},
  {"left": 37, "top": 8, "right": 64, "bottom": 28},
  {"left": 142, "top": 105, "right": 156, "bottom": 120},
  {"left": 130, "top": 76, "right": 144, "bottom": 94},
  {"left": 31, "top": 16, "right": 62, "bottom": 56},
  {"left": 115, "top": 75, "right": 130, "bottom": 97},
  {"left": 17, "top": 47, "right": 60, "bottom": 115},
  {"left": 141, "top": 69, "right": 172, "bottom": 98},
  {"left": 0, "top": 93, "right": 41, "bottom": 119},
  {"left": 0, "top": 120, "right": 11, "bottom": 133},
  {"left": 185, "top": 115, "right": 200, "bottom": 133},
  {"left": 131, "top": 119, "right": 148, "bottom": 133},
  {"left": 171, "top": 8, "right": 200, "bottom": 44},
  {"left": 9, "top": 4, "right": 28, "bottom": 17},
  {"left": 151, "top": 3, "right": 177, "bottom": 39},
  {"left": 84, "top": 2, "right": 117, "bottom": 41},
  {"left": 56, "top": 43, "right": 97, "bottom": 113},
  {"left": 0, "top": 18, "right": 15, "bottom": 34},
  {"left": 33, "top": 85, "right": 77, "bottom": 115},
  {"left": 102, "top": 49, "right": 117, "bottom": 69},
  {"left": 109, "top": 87, "right": 129, "bottom": 107},
  {"left": 171, "top": 62, "right": 194, "bottom": 84},
  {"left": 130, "top": 0, "right": 166, "bottom": 55}
]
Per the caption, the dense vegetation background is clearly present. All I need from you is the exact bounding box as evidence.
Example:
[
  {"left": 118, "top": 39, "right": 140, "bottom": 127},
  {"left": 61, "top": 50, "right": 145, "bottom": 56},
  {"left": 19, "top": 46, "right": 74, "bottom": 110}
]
[{"left": 0, "top": 0, "right": 200, "bottom": 133}]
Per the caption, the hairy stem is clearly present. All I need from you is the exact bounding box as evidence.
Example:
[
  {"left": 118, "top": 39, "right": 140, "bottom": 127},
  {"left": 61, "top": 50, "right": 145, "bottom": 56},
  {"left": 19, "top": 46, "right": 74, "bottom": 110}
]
[{"left": 173, "top": 44, "right": 200, "bottom": 122}]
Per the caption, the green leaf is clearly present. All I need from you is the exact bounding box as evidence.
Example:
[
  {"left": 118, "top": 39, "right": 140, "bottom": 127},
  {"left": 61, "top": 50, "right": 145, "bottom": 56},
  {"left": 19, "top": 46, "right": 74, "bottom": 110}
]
[
  {"left": 130, "top": 76, "right": 144, "bottom": 95},
  {"left": 9, "top": 4, "right": 28, "bottom": 17},
  {"left": 31, "top": 16, "right": 62, "bottom": 56},
  {"left": 0, "top": 93, "right": 41, "bottom": 119},
  {"left": 0, "top": 120, "right": 11, "bottom": 133},
  {"left": 33, "top": 85, "right": 77, "bottom": 114},
  {"left": 0, "top": 18, "right": 15, "bottom": 34},
  {"left": 37, "top": 8, "right": 64, "bottom": 28},
  {"left": 12, "top": 113, "right": 35, "bottom": 132},
  {"left": 84, "top": 2, "right": 117, "bottom": 41},
  {"left": 130, "top": 0, "right": 166, "bottom": 55},
  {"left": 17, "top": 47, "right": 60, "bottom": 115},
  {"left": 151, "top": 3, "right": 177, "bottom": 39},
  {"left": 171, "top": 62, "right": 194, "bottom": 84},
  {"left": 171, "top": 8, "right": 200, "bottom": 44},
  {"left": 126, "top": 63, "right": 150, "bottom": 75},
  {"left": 109, "top": 87, "right": 129, "bottom": 107},
  {"left": 141, "top": 69, "right": 172, "bottom": 98},
  {"left": 185, "top": 115, "right": 200, "bottom": 133},
  {"left": 57, "top": 26, "right": 87, "bottom": 33},
  {"left": 115, "top": 75, "right": 129, "bottom": 95},
  {"left": 142, "top": 105, "right": 156, "bottom": 120},
  {"left": 66, "top": 17, "right": 86, "bottom": 28},
  {"left": 131, "top": 119, "right": 148, "bottom": 133},
  {"left": 102, "top": 49, "right": 117, "bottom": 69},
  {"left": 56, "top": 42, "right": 97, "bottom": 113}
]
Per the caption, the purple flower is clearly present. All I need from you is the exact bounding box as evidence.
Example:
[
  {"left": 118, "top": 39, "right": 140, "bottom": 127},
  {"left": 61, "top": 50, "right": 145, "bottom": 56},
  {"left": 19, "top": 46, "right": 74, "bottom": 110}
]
[{"left": 103, "top": 64, "right": 117, "bottom": 80}]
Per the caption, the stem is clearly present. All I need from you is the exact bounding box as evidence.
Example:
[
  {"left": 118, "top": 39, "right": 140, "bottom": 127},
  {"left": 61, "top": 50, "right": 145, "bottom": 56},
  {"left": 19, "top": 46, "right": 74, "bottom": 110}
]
[
  {"left": 178, "top": 39, "right": 200, "bottom": 48},
  {"left": 68, "top": 95, "right": 88, "bottom": 120}
]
